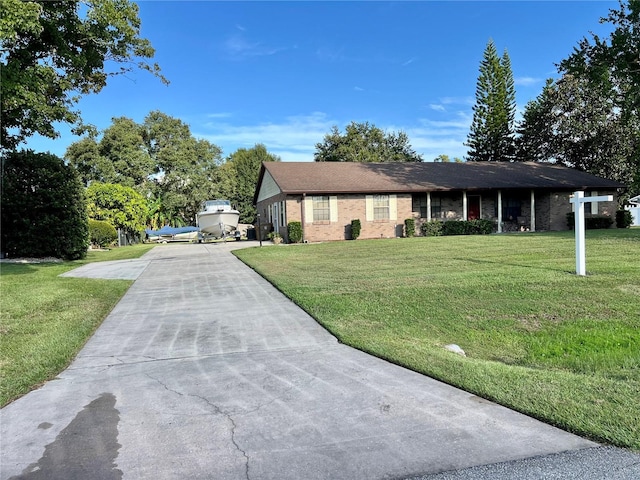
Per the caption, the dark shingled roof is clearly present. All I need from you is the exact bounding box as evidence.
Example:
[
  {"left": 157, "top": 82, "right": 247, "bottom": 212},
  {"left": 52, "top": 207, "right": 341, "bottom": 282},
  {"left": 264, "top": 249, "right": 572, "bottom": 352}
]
[{"left": 259, "top": 162, "right": 624, "bottom": 196}]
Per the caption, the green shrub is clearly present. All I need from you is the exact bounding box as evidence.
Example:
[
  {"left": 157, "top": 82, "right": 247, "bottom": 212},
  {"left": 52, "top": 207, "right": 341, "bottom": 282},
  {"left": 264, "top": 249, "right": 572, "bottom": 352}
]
[
  {"left": 421, "top": 219, "right": 493, "bottom": 236},
  {"left": 1, "top": 150, "right": 88, "bottom": 260},
  {"left": 590, "top": 216, "right": 614, "bottom": 229},
  {"left": 404, "top": 218, "right": 415, "bottom": 237},
  {"left": 442, "top": 219, "right": 493, "bottom": 235},
  {"left": 567, "top": 213, "right": 614, "bottom": 229},
  {"left": 616, "top": 210, "right": 633, "bottom": 229},
  {"left": 442, "top": 220, "right": 467, "bottom": 236},
  {"left": 350, "top": 219, "right": 361, "bottom": 240},
  {"left": 467, "top": 219, "right": 493, "bottom": 234},
  {"left": 89, "top": 220, "right": 117, "bottom": 248},
  {"left": 287, "top": 221, "right": 303, "bottom": 243},
  {"left": 421, "top": 220, "right": 443, "bottom": 236}
]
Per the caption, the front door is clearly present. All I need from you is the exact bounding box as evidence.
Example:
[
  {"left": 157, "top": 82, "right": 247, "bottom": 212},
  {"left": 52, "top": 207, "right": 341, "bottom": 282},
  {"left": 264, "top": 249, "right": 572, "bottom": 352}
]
[{"left": 468, "top": 195, "right": 481, "bottom": 220}]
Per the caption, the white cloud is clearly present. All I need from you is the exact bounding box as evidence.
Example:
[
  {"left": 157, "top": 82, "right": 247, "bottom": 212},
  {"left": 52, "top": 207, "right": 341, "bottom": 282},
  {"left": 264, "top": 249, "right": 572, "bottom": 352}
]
[
  {"left": 429, "top": 104, "right": 446, "bottom": 112},
  {"left": 222, "top": 34, "right": 286, "bottom": 58},
  {"left": 196, "top": 112, "right": 335, "bottom": 161},
  {"left": 438, "top": 96, "right": 475, "bottom": 106},
  {"left": 402, "top": 57, "right": 417, "bottom": 67},
  {"left": 195, "top": 108, "right": 472, "bottom": 163},
  {"left": 515, "top": 76, "right": 542, "bottom": 87},
  {"left": 206, "top": 112, "right": 232, "bottom": 119},
  {"left": 382, "top": 112, "right": 471, "bottom": 161}
]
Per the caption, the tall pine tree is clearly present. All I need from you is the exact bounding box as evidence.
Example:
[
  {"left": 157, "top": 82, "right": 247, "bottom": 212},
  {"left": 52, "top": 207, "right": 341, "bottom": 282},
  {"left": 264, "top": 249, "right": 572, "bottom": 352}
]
[{"left": 466, "top": 40, "right": 517, "bottom": 161}]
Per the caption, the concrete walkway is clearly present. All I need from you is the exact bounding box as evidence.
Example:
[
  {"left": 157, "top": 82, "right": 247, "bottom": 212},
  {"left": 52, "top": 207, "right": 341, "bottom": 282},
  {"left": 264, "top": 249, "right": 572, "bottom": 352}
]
[{"left": 1, "top": 243, "right": 637, "bottom": 479}]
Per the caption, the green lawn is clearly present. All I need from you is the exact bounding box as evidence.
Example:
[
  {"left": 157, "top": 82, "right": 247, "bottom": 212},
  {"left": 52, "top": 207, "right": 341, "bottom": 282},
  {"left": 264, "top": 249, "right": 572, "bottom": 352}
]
[
  {"left": 0, "top": 244, "right": 156, "bottom": 406},
  {"left": 234, "top": 229, "right": 640, "bottom": 450}
]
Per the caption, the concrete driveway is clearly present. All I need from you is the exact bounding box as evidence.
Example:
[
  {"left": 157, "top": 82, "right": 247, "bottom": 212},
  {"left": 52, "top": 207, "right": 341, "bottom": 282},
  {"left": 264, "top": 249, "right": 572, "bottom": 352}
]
[{"left": 1, "top": 243, "right": 637, "bottom": 479}]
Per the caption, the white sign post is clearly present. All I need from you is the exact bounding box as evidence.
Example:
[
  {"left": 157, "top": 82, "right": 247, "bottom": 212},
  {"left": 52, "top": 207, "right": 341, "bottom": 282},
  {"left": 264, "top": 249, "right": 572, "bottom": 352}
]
[{"left": 569, "top": 191, "right": 613, "bottom": 276}]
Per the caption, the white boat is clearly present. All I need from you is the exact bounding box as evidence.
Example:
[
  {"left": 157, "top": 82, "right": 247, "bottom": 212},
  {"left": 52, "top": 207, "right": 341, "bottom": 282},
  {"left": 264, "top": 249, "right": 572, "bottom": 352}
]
[
  {"left": 145, "top": 226, "right": 200, "bottom": 243},
  {"left": 196, "top": 200, "right": 240, "bottom": 238}
]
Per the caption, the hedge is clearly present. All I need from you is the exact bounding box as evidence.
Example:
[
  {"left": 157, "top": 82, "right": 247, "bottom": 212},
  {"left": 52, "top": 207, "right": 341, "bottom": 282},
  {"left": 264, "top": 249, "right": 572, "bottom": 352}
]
[
  {"left": 421, "top": 219, "right": 493, "bottom": 236},
  {"left": 566, "top": 213, "right": 614, "bottom": 229}
]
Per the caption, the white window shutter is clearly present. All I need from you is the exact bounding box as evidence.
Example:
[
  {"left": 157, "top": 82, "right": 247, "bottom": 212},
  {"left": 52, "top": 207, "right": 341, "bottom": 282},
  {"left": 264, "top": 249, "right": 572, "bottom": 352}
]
[
  {"left": 389, "top": 194, "right": 397, "bottom": 221},
  {"left": 304, "top": 197, "right": 313, "bottom": 224},
  {"left": 366, "top": 195, "right": 373, "bottom": 221},
  {"left": 330, "top": 196, "right": 338, "bottom": 222}
]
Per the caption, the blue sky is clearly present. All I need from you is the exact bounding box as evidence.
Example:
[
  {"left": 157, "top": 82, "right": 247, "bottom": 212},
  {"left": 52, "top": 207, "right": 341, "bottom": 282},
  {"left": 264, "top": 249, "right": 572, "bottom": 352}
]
[{"left": 26, "top": 0, "right": 617, "bottom": 162}]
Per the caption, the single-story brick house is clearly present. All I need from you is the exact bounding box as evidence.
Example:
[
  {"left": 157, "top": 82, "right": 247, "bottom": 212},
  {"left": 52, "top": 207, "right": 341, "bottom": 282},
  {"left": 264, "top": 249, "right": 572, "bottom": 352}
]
[{"left": 254, "top": 161, "right": 624, "bottom": 243}]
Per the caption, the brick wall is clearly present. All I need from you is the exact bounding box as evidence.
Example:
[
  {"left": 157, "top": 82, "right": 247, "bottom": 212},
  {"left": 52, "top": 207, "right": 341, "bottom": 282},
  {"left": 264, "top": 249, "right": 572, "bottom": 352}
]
[{"left": 256, "top": 189, "right": 619, "bottom": 242}]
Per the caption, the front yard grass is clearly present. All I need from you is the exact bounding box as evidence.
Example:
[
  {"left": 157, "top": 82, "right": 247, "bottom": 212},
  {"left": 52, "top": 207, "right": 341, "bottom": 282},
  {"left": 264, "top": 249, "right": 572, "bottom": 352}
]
[
  {"left": 0, "top": 244, "right": 156, "bottom": 406},
  {"left": 234, "top": 229, "right": 640, "bottom": 450}
]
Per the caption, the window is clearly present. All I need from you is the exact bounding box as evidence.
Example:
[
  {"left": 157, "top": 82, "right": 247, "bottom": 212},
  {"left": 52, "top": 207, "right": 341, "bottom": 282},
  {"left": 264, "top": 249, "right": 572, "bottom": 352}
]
[
  {"left": 584, "top": 191, "right": 598, "bottom": 214},
  {"left": 374, "top": 195, "right": 390, "bottom": 220},
  {"left": 312, "top": 196, "right": 330, "bottom": 222},
  {"left": 412, "top": 195, "right": 428, "bottom": 218},
  {"left": 279, "top": 201, "right": 286, "bottom": 226},
  {"left": 501, "top": 197, "right": 521, "bottom": 221},
  {"left": 431, "top": 196, "right": 442, "bottom": 219}
]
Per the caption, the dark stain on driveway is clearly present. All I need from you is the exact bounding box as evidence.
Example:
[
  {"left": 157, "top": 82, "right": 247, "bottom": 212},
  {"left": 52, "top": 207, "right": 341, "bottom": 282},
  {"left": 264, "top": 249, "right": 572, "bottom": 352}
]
[{"left": 11, "top": 393, "right": 122, "bottom": 480}]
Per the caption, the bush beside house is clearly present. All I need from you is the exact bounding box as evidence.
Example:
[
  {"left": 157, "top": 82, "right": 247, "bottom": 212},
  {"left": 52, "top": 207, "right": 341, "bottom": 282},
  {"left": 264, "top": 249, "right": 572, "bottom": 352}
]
[
  {"left": 566, "top": 213, "right": 614, "bottom": 229},
  {"left": 615, "top": 210, "right": 633, "bottom": 228},
  {"left": 404, "top": 218, "right": 415, "bottom": 237},
  {"left": 421, "top": 219, "right": 493, "bottom": 236},
  {"left": 350, "top": 219, "right": 361, "bottom": 240},
  {"left": 287, "top": 221, "right": 303, "bottom": 243}
]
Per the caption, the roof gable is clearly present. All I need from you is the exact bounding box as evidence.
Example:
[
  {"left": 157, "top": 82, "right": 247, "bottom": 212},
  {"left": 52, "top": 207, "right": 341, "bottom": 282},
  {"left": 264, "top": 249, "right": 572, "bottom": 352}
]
[{"left": 259, "top": 162, "right": 624, "bottom": 196}]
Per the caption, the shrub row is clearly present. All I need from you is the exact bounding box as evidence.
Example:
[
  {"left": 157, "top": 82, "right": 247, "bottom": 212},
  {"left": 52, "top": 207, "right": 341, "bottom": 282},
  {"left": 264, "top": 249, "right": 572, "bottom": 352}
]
[
  {"left": 566, "top": 213, "right": 614, "bottom": 229},
  {"left": 420, "top": 219, "right": 493, "bottom": 236}
]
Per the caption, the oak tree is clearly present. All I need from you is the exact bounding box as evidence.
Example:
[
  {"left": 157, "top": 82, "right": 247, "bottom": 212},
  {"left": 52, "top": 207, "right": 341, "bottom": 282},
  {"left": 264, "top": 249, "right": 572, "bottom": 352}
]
[
  {"left": 1, "top": 0, "right": 166, "bottom": 151},
  {"left": 314, "top": 122, "right": 422, "bottom": 163}
]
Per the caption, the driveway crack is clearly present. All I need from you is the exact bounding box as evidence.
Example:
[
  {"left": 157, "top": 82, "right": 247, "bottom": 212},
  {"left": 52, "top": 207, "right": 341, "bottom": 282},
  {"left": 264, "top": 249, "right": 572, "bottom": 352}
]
[{"left": 145, "top": 374, "right": 250, "bottom": 480}]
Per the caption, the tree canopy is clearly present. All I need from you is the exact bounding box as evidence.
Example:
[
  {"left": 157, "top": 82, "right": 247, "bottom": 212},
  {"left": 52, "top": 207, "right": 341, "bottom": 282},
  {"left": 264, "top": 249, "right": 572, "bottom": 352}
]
[
  {"left": 0, "top": 0, "right": 166, "bottom": 151},
  {"left": 314, "top": 122, "right": 422, "bottom": 163},
  {"left": 65, "top": 111, "right": 222, "bottom": 227},
  {"left": 466, "top": 40, "right": 516, "bottom": 162},
  {"left": 433, "top": 154, "right": 463, "bottom": 163},
  {"left": 86, "top": 182, "right": 147, "bottom": 236},
  {"left": 558, "top": 0, "right": 640, "bottom": 195},
  {"left": 517, "top": 1, "right": 639, "bottom": 198},
  {"left": 216, "top": 144, "right": 280, "bottom": 223},
  {"left": 559, "top": 0, "right": 640, "bottom": 120},
  {"left": 517, "top": 74, "right": 636, "bottom": 186}
]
